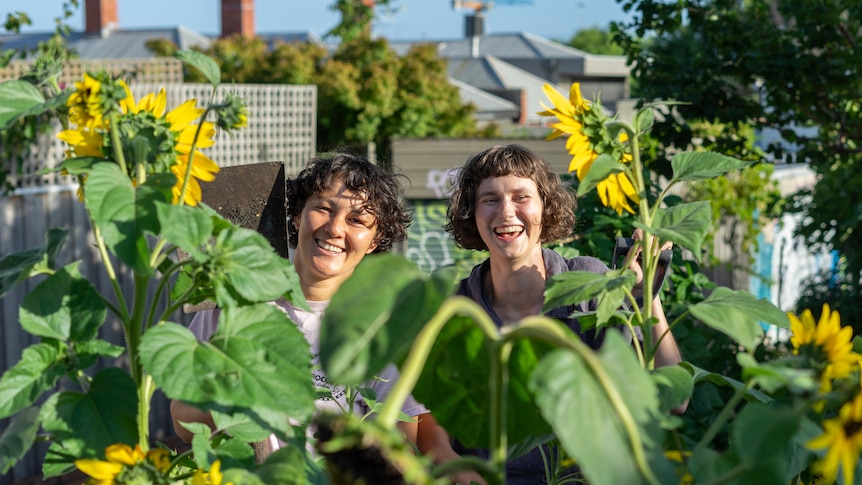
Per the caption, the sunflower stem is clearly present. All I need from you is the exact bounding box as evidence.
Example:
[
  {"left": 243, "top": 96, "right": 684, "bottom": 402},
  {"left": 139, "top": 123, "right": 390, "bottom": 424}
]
[
  {"left": 178, "top": 107, "right": 213, "bottom": 206},
  {"left": 107, "top": 111, "right": 128, "bottom": 176}
]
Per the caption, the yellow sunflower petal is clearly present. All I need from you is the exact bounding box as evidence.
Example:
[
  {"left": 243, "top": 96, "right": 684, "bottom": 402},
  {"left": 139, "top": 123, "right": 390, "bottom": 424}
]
[
  {"left": 75, "top": 458, "right": 123, "bottom": 480},
  {"left": 541, "top": 83, "right": 574, "bottom": 116},
  {"left": 167, "top": 99, "right": 205, "bottom": 131}
]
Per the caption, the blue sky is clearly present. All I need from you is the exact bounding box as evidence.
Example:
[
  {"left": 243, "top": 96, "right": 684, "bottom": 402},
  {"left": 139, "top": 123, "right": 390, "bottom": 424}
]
[{"left": 3, "top": 0, "right": 632, "bottom": 42}]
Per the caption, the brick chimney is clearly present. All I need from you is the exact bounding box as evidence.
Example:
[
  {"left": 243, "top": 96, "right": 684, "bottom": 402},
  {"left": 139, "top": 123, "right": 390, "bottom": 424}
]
[
  {"left": 221, "top": 0, "right": 255, "bottom": 38},
  {"left": 85, "top": 0, "right": 118, "bottom": 36}
]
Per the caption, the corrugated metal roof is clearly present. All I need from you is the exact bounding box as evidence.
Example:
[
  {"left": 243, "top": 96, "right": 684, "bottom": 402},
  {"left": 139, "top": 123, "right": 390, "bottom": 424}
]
[{"left": 449, "top": 77, "right": 518, "bottom": 120}]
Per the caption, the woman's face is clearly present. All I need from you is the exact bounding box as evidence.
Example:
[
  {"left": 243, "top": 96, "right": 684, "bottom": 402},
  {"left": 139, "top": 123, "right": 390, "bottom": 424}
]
[
  {"left": 474, "top": 174, "right": 544, "bottom": 265},
  {"left": 292, "top": 177, "right": 379, "bottom": 298}
]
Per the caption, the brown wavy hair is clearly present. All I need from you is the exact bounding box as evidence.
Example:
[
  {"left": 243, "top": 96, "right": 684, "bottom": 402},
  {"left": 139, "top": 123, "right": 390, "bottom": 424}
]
[
  {"left": 445, "top": 144, "right": 576, "bottom": 250},
  {"left": 287, "top": 153, "right": 412, "bottom": 253}
]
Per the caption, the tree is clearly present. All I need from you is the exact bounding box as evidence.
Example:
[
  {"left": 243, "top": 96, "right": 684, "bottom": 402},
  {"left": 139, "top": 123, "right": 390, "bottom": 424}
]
[
  {"left": 564, "top": 26, "right": 624, "bottom": 55},
  {"left": 612, "top": 0, "right": 862, "bottom": 327},
  {"left": 147, "top": 0, "right": 476, "bottom": 157}
]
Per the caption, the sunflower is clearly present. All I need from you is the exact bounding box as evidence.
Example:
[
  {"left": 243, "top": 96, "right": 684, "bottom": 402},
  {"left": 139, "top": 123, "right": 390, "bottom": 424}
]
[
  {"left": 192, "top": 460, "right": 230, "bottom": 485},
  {"left": 807, "top": 392, "right": 862, "bottom": 484},
  {"left": 166, "top": 99, "right": 219, "bottom": 206},
  {"left": 117, "top": 86, "right": 219, "bottom": 206},
  {"left": 66, "top": 73, "right": 106, "bottom": 129},
  {"left": 75, "top": 443, "right": 171, "bottom": 484},
  {"left": 538, "top": 82, "right": 639, "bottom": 215},
  {"left": 790, "top": 304, "right": 861, "bottom": 387}
]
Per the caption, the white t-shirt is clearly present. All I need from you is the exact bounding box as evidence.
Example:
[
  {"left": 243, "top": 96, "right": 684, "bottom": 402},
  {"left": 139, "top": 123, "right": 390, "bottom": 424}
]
[{"left": 188, "top": 298, "right": 429, "bottom": 419}]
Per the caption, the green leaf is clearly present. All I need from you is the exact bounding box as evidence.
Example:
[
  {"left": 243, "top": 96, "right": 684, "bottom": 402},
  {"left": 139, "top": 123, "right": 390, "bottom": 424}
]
[
  {"left": 529, "top": 332, "right": 673, "bottom": 485},
  {"left": 637, "top": 201, "right": 711, "bottom": 260},
  {"left": 0, "top": 226, "right": 69, "bottom": 298},
  {"left": 40, "top": 368, "right": 138, "bottom": 477},
  {"left": 176, "top": 50, "right": 221, "bottom": 87},
  {"left": 410, "top": 312, "right": 552, "bottom": 449},
  {"left": 212, "top": 226, "right": 303, "bottom": 306},
  {"left": 321, "top": 254, "right": 454, "bottom": 385},
  {"left": 0, "top": 80, "right": 45, "bottom": 128},
  {"left": 737, "top": 353, "right": 817, "bottom": 394},
  {"left": 223, "top": 468, "right": 266, "bottom": 485},
  {"left": 729, "top": 404, "right": 799, "bottom": 484},
  {"left": 650, "top": 365, "right": 693, "bottom": 413},
  {"left": 671, "top": 151, "right": 753, "bottom": 182},
  {"left": 578, "top": 154, "right": 626, "bottom": 196},
  {"left": 0, "top": 406, "right": 41, "bottom": 474},
  {"left": 140, "top": 308, "right": 315, "bottom": 423},
  {"left": 84, "top": 163, "right": 170, "bottom": 274},
  {"left": 156, "top": 203, "right": 214, "bottom": 260},
  {"left": 257, "top": 447, "right": 310, "bottom": 485},
  {"left": 210, "top": 409, "right": 278, "bottom": 443},
  {"left": 51, "top": 156, "right": 104, "bottom": 175},
  {"left": 19, "top": 262, "right": 106, "bottom": 341},
  {"left": 0, "top": 343, "right": 65, "bottom": 419},
  {"left": 543, "top": 270, "right": 636, "bottom": 314},
  {"left": 689, "top": 287, "right": 788, "bottom": 351},
  {"left": 681, "top": 362, "right": 772, "bottom": 404}
]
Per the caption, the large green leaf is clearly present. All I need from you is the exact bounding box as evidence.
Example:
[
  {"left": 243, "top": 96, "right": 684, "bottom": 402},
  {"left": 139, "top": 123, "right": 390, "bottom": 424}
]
[
  {"left": 682, "top": 362, "right": 772, "bottom": 404},
  {"left": 637, "top": 201, "right": 711, "bottom": 259},
  {"left": 212, "top": 226, "right": 304, "bottom": 306},
  {"left": 0, "top": 343, "right": 65, "bottom": 419},
  {"left": 0, "top": 406, "right": 40, "bottom": 474},
  {"left": 140, "top": 307, "right": 315, "bottom": 423},
  {"left": 257, "top": 447, "right": 311, "bottom": 485},
  {"left": 321, "top": 254, "right": 454, "bottom": 385},
  {"left": 84, "top": 164, "right": 171, "bottom": 274},
  {"left": 19, "top": 262, "right": 106, "bottom": 342},
  {"left": 529, "top": 332, "right": 674, "bottom": 485},
  {"left": 690, "top": 404, "right": 798, "bottom": 485},
  {"left": 650, "top": 365, "right": 694, "bottom": 413},
  {"left": 578, "top": 154, "right": 625, "bottom": 196},
  {"left": 543, "top": 269, "right": 636, "bottom": 314},
  {"left": 737, "top": 353, "right": 817, "bottom": 394},
  {"left": 410, "top": 313, "right": 553, "bottom": 449},
  {"left": 0, "top": 227, "right": 69, "bottom": 298},
  {"left": 0, "top": 80, "right": 45, "bottom": 128},
  {"left": 670, "top": 151, "right": 753, "bottom": 182},
  {"left": 156, "top": 203, "right": 214, "bottom": 261},
  {"left": 689, "top": 287, "right": 788, "bottom": 351},
  {"left": 40, "top": 368, "right": 138, "bottom": 477},
  {"left": 176, "top": 50, "right": 221, "bottom": 87}
]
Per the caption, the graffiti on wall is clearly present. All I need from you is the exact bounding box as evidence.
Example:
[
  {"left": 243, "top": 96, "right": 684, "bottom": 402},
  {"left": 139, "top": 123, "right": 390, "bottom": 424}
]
[{"left": 405, "top": 200, "right": 455, "bottom": 274}]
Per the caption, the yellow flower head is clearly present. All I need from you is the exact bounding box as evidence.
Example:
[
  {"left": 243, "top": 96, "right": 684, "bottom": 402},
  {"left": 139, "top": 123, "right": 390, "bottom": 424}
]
[
  {"left": 146, "top": 448, "right": 171, "bottom": 472},
  {"left": 808, "top": 392, "right": 862, "bottom": 484},
  {"left": 538, "top": 82, "right": 639, "bottom": 215},
  {"left": 67, "top": 73, "right": 105, "bottom": 129},
  {"left": 192, "top": 460, "right": 232, "bottom": 485},
  {"left": 75, "top": 443, "right": 144, "bottom": 484},
  {"left": 790, "top": 304, "right": 862, "bottom": 384},
  {"left": 167, "top": 99, "right": 219, "bottom": 206}
]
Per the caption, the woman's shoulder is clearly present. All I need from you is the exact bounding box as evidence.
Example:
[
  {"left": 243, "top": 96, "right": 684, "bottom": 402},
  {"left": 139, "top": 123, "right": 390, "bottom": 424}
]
[{"left": 542, "top": 248, "right": 609, "bottom": 274}]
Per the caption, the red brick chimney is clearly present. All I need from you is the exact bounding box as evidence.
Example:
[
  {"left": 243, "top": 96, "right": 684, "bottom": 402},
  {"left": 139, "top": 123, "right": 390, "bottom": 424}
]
[
  {"left": 221, "top": 0, "right": 255, "bottom": 38},
  {"left": 85, "top": 0, "right": 118, "bottom": 36}
]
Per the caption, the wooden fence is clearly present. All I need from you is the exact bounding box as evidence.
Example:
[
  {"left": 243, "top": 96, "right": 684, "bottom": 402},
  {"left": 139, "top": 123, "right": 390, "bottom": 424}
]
[{"left": 0, "top": 82, "right": 316, "bottom": 483}]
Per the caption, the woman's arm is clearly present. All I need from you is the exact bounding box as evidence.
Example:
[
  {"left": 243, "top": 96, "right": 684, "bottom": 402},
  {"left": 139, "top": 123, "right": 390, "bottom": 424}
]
[{"left": 170, "top": 399, "right": 215, "bottom": 443}]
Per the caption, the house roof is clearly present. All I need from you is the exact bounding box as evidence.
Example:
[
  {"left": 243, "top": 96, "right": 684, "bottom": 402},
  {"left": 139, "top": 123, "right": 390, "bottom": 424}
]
[
  {"left": 391, "top": 32, "right": 629, "bottom": 78},
  {"left": 0, "top": 27, "right": 322, "bottom": 60},
  {"left": 448, "top": 54, "right": 554, "bottom": 124},
  {"left": 448, "top": 77, "right": 519, "bottom": 120}
]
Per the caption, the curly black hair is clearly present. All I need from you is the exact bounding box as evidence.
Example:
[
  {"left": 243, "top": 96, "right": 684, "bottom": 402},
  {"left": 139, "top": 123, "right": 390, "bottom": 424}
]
[
  {"left": 287, "top": 153, "right": 412, "bottom": 253},
  {"left": 445, "top": 144, "right": 576, "bottom": 250}
]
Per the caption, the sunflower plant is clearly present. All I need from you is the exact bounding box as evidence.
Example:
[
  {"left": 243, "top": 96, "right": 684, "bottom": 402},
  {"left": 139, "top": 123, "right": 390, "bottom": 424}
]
[
  {"left": 0, "top": 50, "right": 325, "bottom": 483},
  {"left": 311, "top": 82, "right": 862, "bottom": 485}
]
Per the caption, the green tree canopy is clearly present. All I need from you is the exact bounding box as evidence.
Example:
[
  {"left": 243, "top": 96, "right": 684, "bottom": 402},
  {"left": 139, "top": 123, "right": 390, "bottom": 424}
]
[
  {"left": 564, "top": 26, "right": 624, "bottom": 55},
  {"left": 612, "top": 0, "right": 862, "bottom": 323}
]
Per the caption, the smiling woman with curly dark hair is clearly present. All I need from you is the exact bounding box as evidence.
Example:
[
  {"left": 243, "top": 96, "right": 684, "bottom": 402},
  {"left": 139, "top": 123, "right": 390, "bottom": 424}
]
[{"left": 287, "top": 152, "right": 412, "bottom": 253}]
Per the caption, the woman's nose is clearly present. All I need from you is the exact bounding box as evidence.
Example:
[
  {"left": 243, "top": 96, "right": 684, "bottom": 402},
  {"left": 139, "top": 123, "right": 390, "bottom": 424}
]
[{"left": 325, "top": 213, "right": 347, "bottom": 237}]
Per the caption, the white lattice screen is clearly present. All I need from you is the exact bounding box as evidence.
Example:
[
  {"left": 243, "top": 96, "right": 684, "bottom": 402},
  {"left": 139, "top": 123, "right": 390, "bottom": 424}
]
[{"left": 4, "top": 82, "right": 317, "bottom": 189}]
